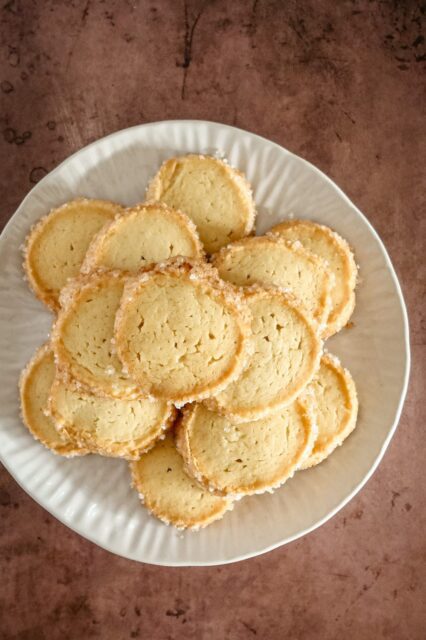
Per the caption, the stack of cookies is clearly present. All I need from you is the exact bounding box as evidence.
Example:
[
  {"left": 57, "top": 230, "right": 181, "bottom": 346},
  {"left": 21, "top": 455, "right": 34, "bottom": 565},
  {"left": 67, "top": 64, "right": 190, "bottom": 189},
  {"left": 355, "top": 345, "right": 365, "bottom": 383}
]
[{"left": 20, "top": 154, "right": 359, "bottom": 530}]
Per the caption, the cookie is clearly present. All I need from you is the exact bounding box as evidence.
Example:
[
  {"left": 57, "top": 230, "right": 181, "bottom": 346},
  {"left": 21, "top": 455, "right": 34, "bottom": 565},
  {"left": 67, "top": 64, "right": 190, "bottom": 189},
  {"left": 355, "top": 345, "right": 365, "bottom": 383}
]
[
  {"left": 300, "top": 352, "right": 358, "bottom": 469},
  {"left": 19, "top": 344, "right": 87, "bottom": 456},
  {"left": 212, "top": 235, "right": 333, "bottom": 328},
  {"left": 114, "top": 258, "right": 252, "bottom": 404},
  {"left": 24, "top": 198, "right": 122, "bottom": 311},
  {"left": 48, "top": 377, "right": 176, "bottom": 460},
  {"left": 146, "top": 154, "right": 255, "bottom": 253},
  {"left": 51, "top": 271, "right": 143, "bottom": 399},
  {"left": 206, "top": 287, "right": 322, "bottom": 422},
  {"left": 269, "top": 220, "right": 357, "bottom": 337},
  {"left": 176, "top": 398, "right": 316, "bottom": 497},
  {"left": 81, "top": 202, "right": 204, "bottom": 274},
  {"left": 130, "top": 431, "right": 232, "bottom": 530}
]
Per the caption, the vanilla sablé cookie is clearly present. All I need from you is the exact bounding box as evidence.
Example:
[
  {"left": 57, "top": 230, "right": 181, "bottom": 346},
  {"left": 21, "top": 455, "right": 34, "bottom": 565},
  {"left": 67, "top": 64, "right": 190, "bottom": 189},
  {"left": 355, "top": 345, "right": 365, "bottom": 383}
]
[
  {"left": 81, "top": 202, "right": 204, "bottom": 274},
  {"left": 146, "top": 154, "right": 256, "bottom": 253},
  {"left": 24, "top": 198, "right": 123, "bottom": 311},
  {"left": 300, "top": 352, "right": 358, "bottom": 469},
  {"left": 19, "top": 344, "right": 87, "bottom": 456},
  {"left": 176, "top": 399, "right": 316, "bottom": 497},
  {"left": 130, "top": 431, "right": 232, "bottom": 530},
  {"left": 52, "top": 271, "right": 143, "bottom": 400},
  {"left": 269, "top": 220, "right": 357, "bottom": 337},
  {"left": 48, "top": 378, "right": 175, "bottom": 460},
  {"left": 206, "top": 287, "right": 322, "bottom": 422},
  {"left": 115, "top": 258, "right": 251, "bottom": 404},
  {"left": 212, "top": 235, "right": 333, "bottom": 328}
]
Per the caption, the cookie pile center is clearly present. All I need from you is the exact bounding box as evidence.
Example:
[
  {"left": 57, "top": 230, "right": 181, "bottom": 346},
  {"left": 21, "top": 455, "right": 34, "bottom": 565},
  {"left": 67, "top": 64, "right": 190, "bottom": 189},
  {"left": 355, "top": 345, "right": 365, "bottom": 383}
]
[{"left": 20, "top": 153, "right": 359, "bottom": 531}]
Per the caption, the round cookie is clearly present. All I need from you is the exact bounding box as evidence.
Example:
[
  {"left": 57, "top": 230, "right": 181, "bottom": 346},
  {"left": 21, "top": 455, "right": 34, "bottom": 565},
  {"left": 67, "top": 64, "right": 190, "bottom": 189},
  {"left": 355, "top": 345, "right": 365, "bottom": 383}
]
[
  {"left": 212, "top": 235, "right": 333, "bottom": 328},
  {"left": 19, "top": 344, "right": 87, "bottom": 456},
  {"left": 206, "top": 287, "right": 322, "bottom": 422},
  {"left": 48, "top": 377, "right": 176, "bottom": 460},
  {"left": 81, "top": 202, "right": 204, "bottom": 274},
  {"left": 24, "top": 198, "right": 123, "bottom": 311},
  {"left": 300, "top": 352, "right": 358, "bottom": 469},
  {"left": 146, "top": 154, "right": 255, "bottom": 253},
  {"left": 269, "top": 220, "right": 357, "bottom": 337},
  {"left": 130, "top": 431, "right": 232, "bottom": 530},
  {"left": 51, "top": 271, "right": 143, "bottom": 400},
  {"left": 176, "top": 399, "right": 316, "bottom": 497},
  {"left": 114, "top": 258, "right": 252, "bottom": 404}
]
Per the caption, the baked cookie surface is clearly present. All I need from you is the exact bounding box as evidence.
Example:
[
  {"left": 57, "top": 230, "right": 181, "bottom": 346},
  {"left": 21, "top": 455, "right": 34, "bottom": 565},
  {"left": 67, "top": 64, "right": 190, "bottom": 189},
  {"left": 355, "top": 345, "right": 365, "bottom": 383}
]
[
  {"left": 24, "top": 198, "right": 122, "bottom": 311},
  {"left": 300, "top": 352, "right": 358, "bottom": 469},
  {"left": 269, "top": 220, "right": 357, "bottom": 336},
  {"left": 48, "top": 377, "right": 175, "bottom": 460},
  {"left": 130, "top": 431, "right": 231, "bottom": 530},
  {"left": 52, "top": 271, "right": 143, "bottom": 399},
  {"left": 212, "top": 235, "right": 333, "bottom": 328},
  {"left": 177, "top": 399, "right": 316, "bottom": 497},
  {"left": 81, "top": 202, "right": 203, "bottom": 274},
  {"left": 206, "top": 287, "right": 322, "bottom": 422},
  {"left": 19, "top": 344, "right": 87, "bottom": 456},
  {"left": 146, "top": 154, "right": 255, "bottom": 253},
  {"left": 115, "top": 258, "right": 252, "bottom": 403}
]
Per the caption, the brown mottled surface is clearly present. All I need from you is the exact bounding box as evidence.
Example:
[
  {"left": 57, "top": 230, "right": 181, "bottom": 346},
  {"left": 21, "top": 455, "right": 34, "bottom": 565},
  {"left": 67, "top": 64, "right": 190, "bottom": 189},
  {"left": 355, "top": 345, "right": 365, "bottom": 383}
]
[{"left": 0, "top": 1, "right": 425, "bottom": 638}]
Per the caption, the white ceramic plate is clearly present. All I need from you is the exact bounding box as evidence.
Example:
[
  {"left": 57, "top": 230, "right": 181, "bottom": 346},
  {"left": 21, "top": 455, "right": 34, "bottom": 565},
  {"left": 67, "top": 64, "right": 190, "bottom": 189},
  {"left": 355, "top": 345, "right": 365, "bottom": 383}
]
[{"left": 0, "top": 121, "right": 410, "bottom": 566}]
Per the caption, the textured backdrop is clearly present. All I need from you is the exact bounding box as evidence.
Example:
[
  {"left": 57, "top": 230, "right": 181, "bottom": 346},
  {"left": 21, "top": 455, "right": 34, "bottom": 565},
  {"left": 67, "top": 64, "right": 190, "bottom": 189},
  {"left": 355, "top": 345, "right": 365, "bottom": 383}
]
[{"left": 0, "top": 1, "right": 425, "bottom": 638}]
